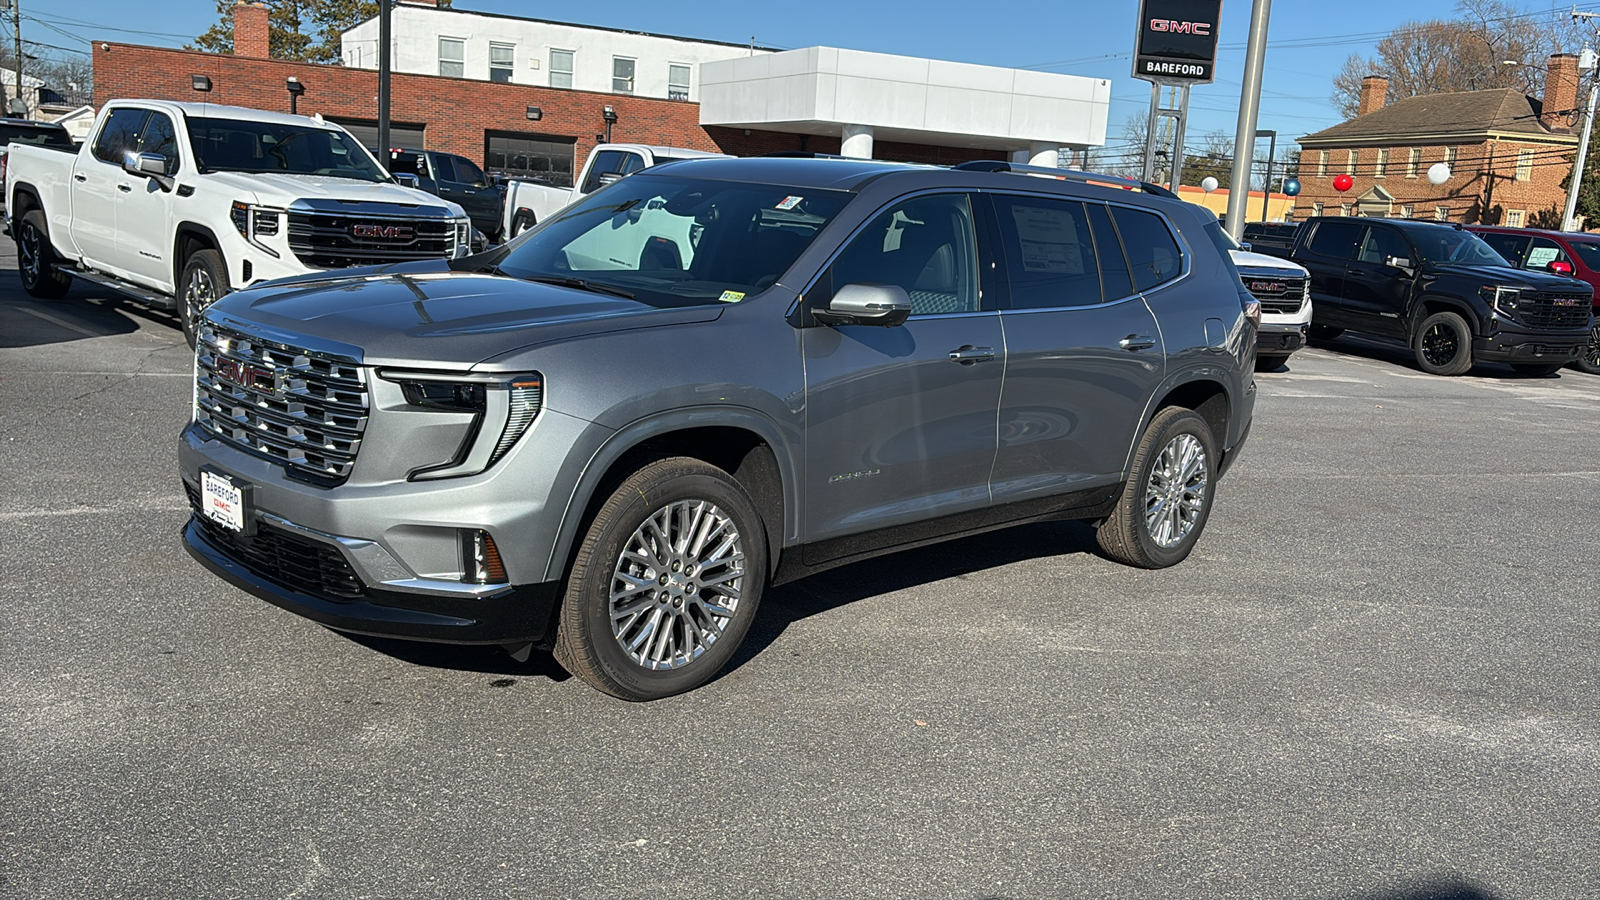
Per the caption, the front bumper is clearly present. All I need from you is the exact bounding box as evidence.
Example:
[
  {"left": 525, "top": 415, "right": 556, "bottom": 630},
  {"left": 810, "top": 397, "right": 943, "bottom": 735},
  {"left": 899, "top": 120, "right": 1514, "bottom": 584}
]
[
  {"left": 1256, "top": 322, "right": 1308, "bottom": 355},
  {"left": 1473, "top": 323, "right": 1590, "bottom": 363}
]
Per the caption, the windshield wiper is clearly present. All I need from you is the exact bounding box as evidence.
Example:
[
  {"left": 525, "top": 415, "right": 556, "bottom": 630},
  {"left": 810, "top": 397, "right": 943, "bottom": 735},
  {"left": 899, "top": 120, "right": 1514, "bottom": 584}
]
[{"left": 525, "top": 275, "right": 636, "bottom": 300}]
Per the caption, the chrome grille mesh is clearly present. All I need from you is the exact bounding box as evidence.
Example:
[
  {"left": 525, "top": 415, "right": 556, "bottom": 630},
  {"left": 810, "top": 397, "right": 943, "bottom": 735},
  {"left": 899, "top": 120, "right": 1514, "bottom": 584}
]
[
  {"left": 194, "top": 323, "right": 369, "bottom": 484},
  {"left": 1241, "top": 274, "right": 1307, "bottom": 315}
]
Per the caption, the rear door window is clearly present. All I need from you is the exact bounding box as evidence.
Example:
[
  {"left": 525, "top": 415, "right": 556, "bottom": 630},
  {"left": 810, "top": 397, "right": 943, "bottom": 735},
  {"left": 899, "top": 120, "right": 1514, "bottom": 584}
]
[
  {"left": 1306, "top": 220, "right": 1363, "bottom": 260},
  {"left": 431, "top": 154, "right": 458, "bottom": 183},
  {"left": 991, "top": 194, "right": 1102, "bottom": 308},
  {"left": 1086, "top": 202, "right": 1135, "bottom": 301},
  {"left": 91, "top": 108, "right": 151, "bottom": 165},
  {"left": 1108, "top": 206, "right": 1184, "bottom": 291}
]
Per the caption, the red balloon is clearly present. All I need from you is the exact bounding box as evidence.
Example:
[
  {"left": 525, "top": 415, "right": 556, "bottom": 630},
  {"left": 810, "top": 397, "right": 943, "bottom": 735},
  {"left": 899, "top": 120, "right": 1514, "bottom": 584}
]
[{"left": 1333, "top": 174, "right": 1354, "bottom": 192}]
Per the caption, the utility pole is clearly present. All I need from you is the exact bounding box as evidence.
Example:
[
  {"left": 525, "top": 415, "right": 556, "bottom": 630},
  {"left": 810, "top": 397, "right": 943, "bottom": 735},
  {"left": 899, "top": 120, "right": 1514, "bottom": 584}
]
[
  {"left": 10, "top": 0, "right": 21, "bottom": 117},
  {"left": 1226, "top": 0, "right": 1273, "bottom": 240},
  {"left": 377, "top": 0, "right": 391, "bottom": 169},
  {"left": 1563, "top": 10, "right": 1600, "bottom": 230}
]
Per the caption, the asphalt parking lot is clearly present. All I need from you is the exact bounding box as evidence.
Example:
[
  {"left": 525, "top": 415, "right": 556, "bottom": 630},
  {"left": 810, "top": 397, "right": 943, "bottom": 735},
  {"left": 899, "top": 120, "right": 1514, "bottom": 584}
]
[{"left": 3, "top": 244, "right": 1597, "bottom": 900}]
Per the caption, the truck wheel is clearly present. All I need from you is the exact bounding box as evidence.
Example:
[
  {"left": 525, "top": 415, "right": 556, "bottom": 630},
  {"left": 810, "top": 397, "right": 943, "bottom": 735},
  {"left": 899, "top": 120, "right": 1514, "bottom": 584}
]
[
  {"left": 553, "top": 457, "right": 767, "bottom": 701},
  {"left": 1575, "top": 326, "right": 1600, "bottom": 375},
  {"left": 1510, "top": 362, "right": 1563, "bottom": 377},
  {"left": 1095, "top": 407, "right": 1217, "bottom": 570},
  {"left": 1413, "top": 311, "right": 1473, "bottom": 376},
  {"left": 509, "top": 210, "right": 536, "bottom": 238},
  {"left": 16, "top": 210, "right": 72, "bottom": 299},
  {"left": 179, "top": 249, "right": 230, "bottom": 348}
]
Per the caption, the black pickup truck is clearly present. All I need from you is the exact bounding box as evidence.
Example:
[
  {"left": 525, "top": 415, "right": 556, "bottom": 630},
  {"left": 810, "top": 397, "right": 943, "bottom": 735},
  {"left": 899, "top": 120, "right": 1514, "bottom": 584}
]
[{"left": 1290, "top": 216, "right": 1594, "bottom": 375}]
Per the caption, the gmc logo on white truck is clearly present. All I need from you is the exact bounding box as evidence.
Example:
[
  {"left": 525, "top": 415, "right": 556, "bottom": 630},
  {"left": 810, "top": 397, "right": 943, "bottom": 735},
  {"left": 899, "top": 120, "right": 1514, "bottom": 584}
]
[{"left": 352, "top": 223, "right": 414, "bottom": 240}]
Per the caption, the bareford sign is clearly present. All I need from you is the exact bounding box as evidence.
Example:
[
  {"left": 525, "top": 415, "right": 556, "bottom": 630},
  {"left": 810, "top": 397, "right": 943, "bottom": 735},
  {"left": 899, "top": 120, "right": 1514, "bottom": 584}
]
[{"left": 1133, "top": 0, "right": 1224, "bottom": 85}]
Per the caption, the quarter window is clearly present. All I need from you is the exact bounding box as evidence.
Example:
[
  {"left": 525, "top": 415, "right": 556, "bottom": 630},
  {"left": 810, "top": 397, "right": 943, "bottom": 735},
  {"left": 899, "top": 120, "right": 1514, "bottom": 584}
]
[
  {"left": 489, "top": 43, "right": 515, "bottom": 83},
  {"left": 549, "top": 49, "right": 574, "bottom": 89},
  {"left": 830, "top": 193, "right": 980, "bottom": 316},
  {"left": 613, "top": 57, "right": 636, "bottom": 94},
  {"left": 91, "top": 107, "right": 151, "bottom": 165},
  {"left": 991, "top": 194, "right": 1102, "bottom": 308},
  {"left": 439, "top": 37, "right": 465, "bottom": 78},
  {"left": 1108, "top": 206, "right": 1184, "bottom": 291}
]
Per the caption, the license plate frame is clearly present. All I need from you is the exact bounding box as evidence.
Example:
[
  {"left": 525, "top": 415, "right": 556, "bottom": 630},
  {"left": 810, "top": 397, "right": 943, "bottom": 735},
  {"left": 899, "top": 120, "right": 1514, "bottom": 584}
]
[{"left": 200, "top": 468, "right": 250, "bottom": 534}]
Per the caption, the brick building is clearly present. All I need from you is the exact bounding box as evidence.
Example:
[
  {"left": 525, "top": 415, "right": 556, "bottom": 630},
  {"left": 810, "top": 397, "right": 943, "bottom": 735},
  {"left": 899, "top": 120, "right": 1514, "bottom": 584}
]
[{"left": 1293, "top": 56, "right": 1583, "bottom": 227}]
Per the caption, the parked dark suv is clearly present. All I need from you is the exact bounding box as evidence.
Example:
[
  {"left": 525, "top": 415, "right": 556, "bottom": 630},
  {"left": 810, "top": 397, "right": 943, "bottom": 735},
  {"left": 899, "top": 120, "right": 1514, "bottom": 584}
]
[
  {"left": 1467, "top": 225, "right": 1600, "bottom": 374},
  {"left": 180, "top": 159, "right": 1258, "bottom": 700},
  {"left": 1290, "top": 217, "right": 1593, "bottom": 376},
  {"left": 387, "top": 148, "right": 503, "bottom": 242}
]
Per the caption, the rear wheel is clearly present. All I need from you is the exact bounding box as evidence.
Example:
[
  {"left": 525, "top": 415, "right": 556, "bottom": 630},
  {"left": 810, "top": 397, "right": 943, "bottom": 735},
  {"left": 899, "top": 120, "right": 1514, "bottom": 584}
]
[
  {"left": 179, "top": 249, "right": 230, "bottom": 348},
  {"left": 553, "top": 457, "right": 767, "bottom": 701},
  {"left": 16, "top": 210, "right": 72, "bottom": 299},
  {"left": 1096, "top": 407, "right": 1218, "bottom": 570},
  {"left": 1511, "top": 362, "right": 1563, "bottom": 377},
  {"left": 1574, "top": 325, "right": 1600, "bottom": 375},
  {"left": 1413, "top": 311, "right": 1473, "bottom": 376}
]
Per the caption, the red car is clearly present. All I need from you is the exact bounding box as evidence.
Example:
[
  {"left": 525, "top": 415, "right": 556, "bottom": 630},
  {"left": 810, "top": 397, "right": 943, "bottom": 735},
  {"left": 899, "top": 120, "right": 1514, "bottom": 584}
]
[{"left": 1467, "top": 225, "right": 1600, "bottom": 374}]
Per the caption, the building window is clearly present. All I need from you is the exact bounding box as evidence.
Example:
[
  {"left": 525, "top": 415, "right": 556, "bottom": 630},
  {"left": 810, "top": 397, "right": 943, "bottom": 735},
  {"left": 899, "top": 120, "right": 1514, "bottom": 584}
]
[
  {"left": 1375, "top": 148, "right": 1388, "bottom": 177},
  {"left": 485, "top": 131, "right": 578, "bottom": 188},
  {"left": 1516, "top": 149, "right": 1533, "bottom": 181},
  {"left": 613, "top": 57, "right": 636, "bottom": 94},
  {"left": 1400, "top": 204, "right": 1414, "bottom": 218},
  {"left": 1341, "top": 203, "right": 1352, "bottom": 216},
  {"left": 1318, "top": 151, "right": 1328, "bottom": 177},
  {"left": 668, "top": 64, "right": 691, "bottom": 101},
  {"left": 1312, "top": 201, "right": 1324, "bottom": 217},
  {"left": 1407, "top": 148, "right": 1420, "bottom": 178},
  {"left": 439, "top": 37, "right": 465, "bottom": 78},
  {"left": 348, "top": 46, "right": 362, "bottom": 68},
  {"left": 1506, "top": 209, "right": 1525, "bottom": 227},
  {"left": 1347, "top": 149, "right": 1357, "bottom": 174},
  {"left": 489, "top": 43, "right": 514, "bottom": 83},
  {"left": 1436, "top": 206, "right": 1449, "bottom": 221},
  {"left": 549, "top": 49, "right": 574, "bottom": 89},
  {"left": 1445, "top": 146, "right": 1458, "bottom": 170}
]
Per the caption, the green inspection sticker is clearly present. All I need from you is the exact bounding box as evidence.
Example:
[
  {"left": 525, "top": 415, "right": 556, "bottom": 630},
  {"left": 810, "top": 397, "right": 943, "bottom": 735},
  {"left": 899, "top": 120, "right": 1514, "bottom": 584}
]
[{"left": 719, "top": 291, "right": 746, "bottom": 303}]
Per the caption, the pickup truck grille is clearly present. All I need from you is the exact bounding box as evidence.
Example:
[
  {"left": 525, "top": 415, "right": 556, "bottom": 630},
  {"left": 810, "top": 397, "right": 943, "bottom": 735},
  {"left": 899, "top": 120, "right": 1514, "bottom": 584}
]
[
  {"left": 1517, "top": 292, "right": 1593, "bottom": 330},
  {"left": 1241, "top": 274, "right": 1308, "bottom": 315},
  {"left": 193, "top": 323, "right": 369, "bottom": 485},
  {"left": 286, "top": 212, "right": 458, "bottom": 269}
]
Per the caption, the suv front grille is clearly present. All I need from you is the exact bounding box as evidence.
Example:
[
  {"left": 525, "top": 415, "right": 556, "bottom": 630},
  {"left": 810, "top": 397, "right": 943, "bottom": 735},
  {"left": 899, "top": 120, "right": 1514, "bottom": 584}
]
[
  {"left": 1242, "top": 274, "right": 1307, "bottom": 314},
  {"left": 194, "top": 323, "right": 369, "bottom": 485},
  {"left": 1518, "top": 292, "right": 1593, "bottom": 329},
  {"left": 186, "top": 483, "right": 365, "bottom": 600},
  {"left": 287, "top": 212, "right": 457, "bottom": 269}
]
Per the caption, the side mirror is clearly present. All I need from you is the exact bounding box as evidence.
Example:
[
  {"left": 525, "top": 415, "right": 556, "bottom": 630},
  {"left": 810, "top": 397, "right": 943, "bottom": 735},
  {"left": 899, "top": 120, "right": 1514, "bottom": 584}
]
[
  {"left": 813, "top": 283, "right": 912, "bottom": 327},
  {"left": 393, "top": 172, "right": 421, "bottom": 188},
  {"left": 1384, "top": 255, "right": 1413, "bottom": 270},
  {"left": 124, "top": 152, "right": 169, "bottom": 178},
  {"left": 1548, "top": 259, "right": 1575, "bottom": 277}
]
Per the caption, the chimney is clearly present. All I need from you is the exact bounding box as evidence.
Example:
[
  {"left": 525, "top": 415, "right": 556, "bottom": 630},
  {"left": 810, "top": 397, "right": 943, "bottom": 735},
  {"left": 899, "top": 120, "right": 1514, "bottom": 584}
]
[
  {"left": 233, "top": 2, "right": 270, "bottom": 59},
  {"left": 1542, "top": 53, "right": 1580, "bottom": 133},
  {"left": 1358, "top": 75, "right": 1388, "bottom": 116}
]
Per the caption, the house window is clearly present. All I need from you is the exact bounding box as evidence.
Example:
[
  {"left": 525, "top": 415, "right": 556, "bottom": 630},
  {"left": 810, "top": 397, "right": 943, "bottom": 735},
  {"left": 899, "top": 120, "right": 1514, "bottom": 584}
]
[
  {"left": 1516, "top": 149, "right": 1533, "bottom": 181},
  {"left": 485, "top": 131, "right": 578, "bottom": 188},
  {"left": 1506, "top": 209, "right": 1525, "bottom": 227},
  {"left": 1317, "top": 151, "right": 1328, "bottom": 177},
  {"left": 1407, "top": 148, "right": 1420, "bottom": 178},
  {"left": 489, "top": 43, "right": 514, "bottom": 83},
  {"left": 438, "top": 37, "right": 465, "bottom": 78},
  {"left": 549, "top": 49, "right": 574, "bottom": 89},
  {"left": 1400, "top": 204, "right": 1414, "bottom": 218},
  {"left": 613, "top": 57, "right": 636, "bottom": 94},
  {"left": 1445, "top": 147, "right": 1458, "bottom": 170},
  {"left": 349, "top": 46, "right": 362, "bottom": 68},
  {"left": 1347, "top": 149, "right": 1357, "bottom": 174},
  {"left": 1375, "top": 148, "right": 1388, "bottom": 177},
  {"left": 1312, "top": 201, "right": 1324, "bottom": 217},
  {"left": 1341, "top": 203, "right": 1352, "bottom": 216},
  {"left": 668, "top": 64, "right": 691, "bottom": 101},
  {"left": 1436, "top": 206, "right": 1449, "bottom": 221}
]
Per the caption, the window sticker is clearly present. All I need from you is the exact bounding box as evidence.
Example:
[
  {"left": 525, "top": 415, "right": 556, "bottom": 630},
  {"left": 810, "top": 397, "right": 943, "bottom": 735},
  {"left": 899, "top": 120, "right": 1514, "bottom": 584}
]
[
  {"left": 1526, "top": 246, "right": 1562, "bottom": 269},
  {"left": 775, "top": 196, "right": 804, "bottom": 211},
  {"left": 719, "top": 290, "right": 746, "bottom": 303},
  {"left": 1010, "top": 205, "right": 1086, "bottom": 273}
]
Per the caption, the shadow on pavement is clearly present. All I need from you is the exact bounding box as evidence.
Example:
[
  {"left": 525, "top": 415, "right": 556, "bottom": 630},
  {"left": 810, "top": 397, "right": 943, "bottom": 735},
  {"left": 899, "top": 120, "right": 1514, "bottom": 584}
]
[{"left": 0, "top": 284, "right": 181, "bottom": 348}]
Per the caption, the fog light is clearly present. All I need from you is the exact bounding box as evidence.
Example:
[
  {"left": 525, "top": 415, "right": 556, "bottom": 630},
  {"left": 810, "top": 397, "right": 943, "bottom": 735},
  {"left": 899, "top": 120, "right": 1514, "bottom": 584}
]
[{"left": 463, "top": 529, "right": 507, "bottom": 584}]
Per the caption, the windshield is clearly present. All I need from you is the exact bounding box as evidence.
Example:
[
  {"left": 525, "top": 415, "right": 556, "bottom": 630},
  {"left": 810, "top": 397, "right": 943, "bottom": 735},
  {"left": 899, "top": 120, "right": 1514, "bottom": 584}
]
[
  {"left": 188, "top": 117, "right": 390, "bottom": 182},
  {"left": 1410, "top": 228, "right": 1513, "bottom": 267},
  {"left": 491, "top": 174, "right": 854, "bottom": 307}
]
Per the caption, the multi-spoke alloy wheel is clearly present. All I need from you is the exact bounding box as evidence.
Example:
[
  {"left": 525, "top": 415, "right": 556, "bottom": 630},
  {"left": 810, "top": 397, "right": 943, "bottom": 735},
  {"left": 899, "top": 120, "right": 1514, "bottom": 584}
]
[
  {"left": 179, "top": 250, "right": 229, "bottom": 348},
  {"left": 1420, "top": 323, "right": 1458, "bottom": 368},
  {"left": 609, "top": 499, "right": 745, "bottom": 670},
  {"left": 1142, "top": 433, "right": 1209, "bottom": 550},
  {"left": 1577, "top": 325, "right": 1600, "bottom": 375},
  {"left": 555, "top": 457, "right": 767, "bottom": 701},
  {"left": 16, "top": 211, "right": 72, "bottom": 299}
]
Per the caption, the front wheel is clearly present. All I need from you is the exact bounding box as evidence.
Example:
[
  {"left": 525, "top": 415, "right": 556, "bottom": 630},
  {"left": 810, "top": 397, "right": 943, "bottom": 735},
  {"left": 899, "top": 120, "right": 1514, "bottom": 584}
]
[
  {"left": 553, "top": 457, "right": 767, "bottom": 701},
  {"left": 1574, "top": 326, "right": 1600, "bottom": 375},
  {"left": 1096, "top": 407, "right": 1218, "bottom": 570},
  {"left": 1413, "top": 311, "right": 1473, "bottom": 376},
  {"left": 179, "top": 249, "right": 230, "bottom": 348},
  {"left": 16, "top": 210, "right": 72, "bottom": 299}
]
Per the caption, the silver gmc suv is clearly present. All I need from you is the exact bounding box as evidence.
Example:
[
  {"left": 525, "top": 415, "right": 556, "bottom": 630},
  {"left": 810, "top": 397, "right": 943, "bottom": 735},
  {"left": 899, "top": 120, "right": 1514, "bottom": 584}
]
[{"left": 180, "top": 158, "right": 1259, "bottom": 700}]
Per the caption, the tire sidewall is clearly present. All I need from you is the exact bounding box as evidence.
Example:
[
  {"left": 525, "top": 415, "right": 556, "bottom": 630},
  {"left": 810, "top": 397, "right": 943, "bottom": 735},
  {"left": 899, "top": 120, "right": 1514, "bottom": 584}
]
[
  {"left": 568, "top": 464, "right": 767, "bottom": 700},
  {"left": 1127, "top": 410, "right": 1218, "bottom": 568},
  {"left": 1576, "top": 326, "right": 1600, "bottom": 375},
  {"left": 181, "top": 250, "right": 229, "bottom": 347},
  {"left": 17, "top": 211, "right": 66, "bottom": 296},
  {"left": 1414, "top": 311, "right": 1472, "bottom": 376}
]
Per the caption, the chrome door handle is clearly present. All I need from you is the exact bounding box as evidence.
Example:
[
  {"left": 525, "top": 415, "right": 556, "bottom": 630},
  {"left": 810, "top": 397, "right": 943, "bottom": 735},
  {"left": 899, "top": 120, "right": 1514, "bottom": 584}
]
[
  {"left": 73, "top": 173, "right": 88, "bottom": 182},
  {"left": 117, "top": 184, "right": 132, "bottom": 193},
  {"left": 949, "top": 346, "right": 996, "bottom": 364},
  {"left": 1119, "top": 335, "right": 1156, "bottom": 351}
]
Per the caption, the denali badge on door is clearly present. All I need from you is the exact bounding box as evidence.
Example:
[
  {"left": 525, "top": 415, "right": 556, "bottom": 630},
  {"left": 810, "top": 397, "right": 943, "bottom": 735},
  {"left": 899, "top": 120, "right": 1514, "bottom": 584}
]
[{"left": 201, "top": 470, "right": 246, "bottom": 532}]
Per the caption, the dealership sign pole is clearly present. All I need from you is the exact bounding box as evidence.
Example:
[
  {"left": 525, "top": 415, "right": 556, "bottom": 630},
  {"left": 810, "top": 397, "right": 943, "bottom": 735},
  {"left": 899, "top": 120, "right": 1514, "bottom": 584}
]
[
  {"left": 1226, "top": 0, "right": 1273, "bottom": 240},
  {"left": 1133, "top": 0, "right": 1223, "bottom": 190}
]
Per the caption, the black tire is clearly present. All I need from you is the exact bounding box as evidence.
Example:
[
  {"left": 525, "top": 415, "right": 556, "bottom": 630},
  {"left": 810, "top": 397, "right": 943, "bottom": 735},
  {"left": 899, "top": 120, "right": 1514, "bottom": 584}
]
[
  {"left": 1574, "top": 326, "right": 1600, "bottom": 375},
  {"left": 1511, "top": 362, "right": 1563, "bottom": 377},
  {"left": 179, "top": 248, "right": 230, "bottom": 349},
  {"left": 1308, "top": 324, "right": 1343, "bottom": 341},
  {"left": 16, "top": 210, "right": 72, "bottom": 299},
  {"left": 1096, "top": 407, "right": 1219, "bottom": 570},
  {"left": 1413, "top": 311, "right": 1473, "bottom": 376},
  {"left": 1255, "top": 353, "right": 1290, "bottom": 371},
  {"left": 509, "top": 209, "right": 536, "bottom": 238},
  {"left": 553, "top": 457, "right": 767, "bottom": 701}
]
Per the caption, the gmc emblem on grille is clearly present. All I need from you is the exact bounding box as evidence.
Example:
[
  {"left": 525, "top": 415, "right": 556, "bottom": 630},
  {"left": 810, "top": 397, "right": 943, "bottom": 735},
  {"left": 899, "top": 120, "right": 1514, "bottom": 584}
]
[
  {"left": 351, "top": 223, "right": 414, "bottom": 240},
  {"left": 1249, "top": 281, "right": 1286, "bottom": 294},
  {"left": 1552, "top": 296, "right": 1585, "bottom": 306},
  {"left": 216, "top": 358, "right": 276, "bottom": 392}
]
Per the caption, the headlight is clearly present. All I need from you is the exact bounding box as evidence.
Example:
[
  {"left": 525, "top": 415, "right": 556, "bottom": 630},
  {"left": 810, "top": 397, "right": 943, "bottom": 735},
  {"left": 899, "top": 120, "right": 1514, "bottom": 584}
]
[
  {"left": 383, "top": 370, "right": 543, "bottom": 479},
  {"left": 1482, "top": 285, "right": 1521, "bottom": 319},
  {"left": 230, "top": 201, "right": 282, "bottom": 255}
]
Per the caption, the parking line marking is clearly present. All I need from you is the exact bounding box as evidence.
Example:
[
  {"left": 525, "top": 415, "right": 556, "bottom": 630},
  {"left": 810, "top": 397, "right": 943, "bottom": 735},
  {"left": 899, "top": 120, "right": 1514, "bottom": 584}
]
[
  {"left": 14, "top": 306, "right": 106, "bottom": 338},
  {"left": 0, "top": 503, "right": 189, "bottom": 521}
]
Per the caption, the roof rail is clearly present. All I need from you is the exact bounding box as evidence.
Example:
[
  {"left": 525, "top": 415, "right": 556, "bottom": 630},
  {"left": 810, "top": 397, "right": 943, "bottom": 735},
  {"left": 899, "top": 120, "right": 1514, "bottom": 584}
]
[{"left": 952, "top": 160, "right": 1179, "bottom": 200}]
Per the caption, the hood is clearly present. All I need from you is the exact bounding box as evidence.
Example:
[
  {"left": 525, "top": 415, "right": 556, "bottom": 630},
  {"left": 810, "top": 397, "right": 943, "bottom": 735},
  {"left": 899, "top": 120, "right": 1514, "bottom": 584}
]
[
  {"left": 206, "top": 265, "right": 726, "bottom": 368},
  {"left": 1230, "top": 249, "right": 1308, "bottom": 275},
  {"left": 1424, "top": 262, "right": 1593, "bottom": 292},
  {"left": 204, "top": 172, "right": 463, "bottom": 215}
]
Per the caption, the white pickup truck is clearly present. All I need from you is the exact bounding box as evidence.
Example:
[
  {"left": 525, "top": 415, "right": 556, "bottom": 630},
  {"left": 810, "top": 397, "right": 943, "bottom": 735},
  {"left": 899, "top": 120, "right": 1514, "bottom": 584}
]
[
  {"left": 8, "top": 99, "right": 472, "bottom": 345},
  {"left": 499, "top": 143, "right": 726, "bottom": 239}
]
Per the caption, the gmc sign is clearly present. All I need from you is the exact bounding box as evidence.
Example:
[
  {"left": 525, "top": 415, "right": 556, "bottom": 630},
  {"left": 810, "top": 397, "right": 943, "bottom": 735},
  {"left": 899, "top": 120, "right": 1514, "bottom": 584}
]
[{"left": 1133, "top": 0, "right": 1223, "bottom": 85}]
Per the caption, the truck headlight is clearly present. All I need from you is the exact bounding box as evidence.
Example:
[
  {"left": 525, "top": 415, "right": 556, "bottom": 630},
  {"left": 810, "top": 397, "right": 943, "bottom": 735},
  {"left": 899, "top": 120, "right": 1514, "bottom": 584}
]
[
  {"left": 1482, "top": 286, "right": 1521, "bottom": 320},
  {"left": 383, "top": 370, "right": 543, "bottom": 479},
  {"left": 230, "top": 201, "right": 282, "bottom": 255}
]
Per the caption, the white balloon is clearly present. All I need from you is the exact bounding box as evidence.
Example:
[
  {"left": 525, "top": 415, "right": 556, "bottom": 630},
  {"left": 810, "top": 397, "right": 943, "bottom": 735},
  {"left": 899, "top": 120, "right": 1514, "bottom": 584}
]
[
  {"left": 1427, "top": 162, "right": 1451, "bottom": 185},
  {"left": 1201, "top": 176, "right": 1219, "bottom": 193}
]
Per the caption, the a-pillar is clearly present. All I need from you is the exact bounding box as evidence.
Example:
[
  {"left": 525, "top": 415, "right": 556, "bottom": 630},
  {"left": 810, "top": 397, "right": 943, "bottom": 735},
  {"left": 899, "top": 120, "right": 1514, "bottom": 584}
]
[{"left": 841, "top": 124, "right": 874, "bottom": 159}]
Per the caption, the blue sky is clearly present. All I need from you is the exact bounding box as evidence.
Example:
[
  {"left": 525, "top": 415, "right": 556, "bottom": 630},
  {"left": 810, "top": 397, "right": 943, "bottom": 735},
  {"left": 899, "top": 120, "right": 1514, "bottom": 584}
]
[{"left": 29, "top": 0, "right": 1596, "bottom": 164}]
